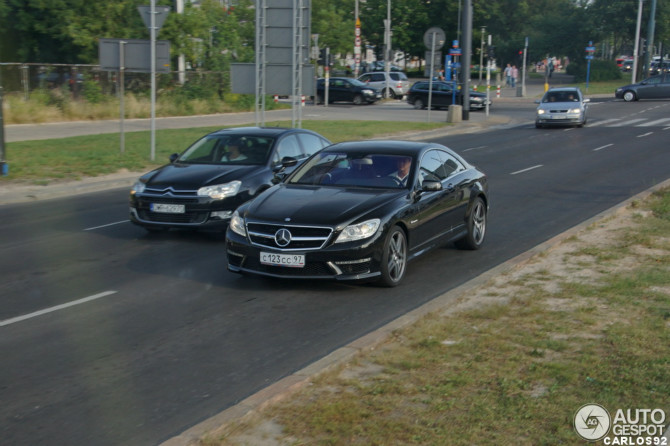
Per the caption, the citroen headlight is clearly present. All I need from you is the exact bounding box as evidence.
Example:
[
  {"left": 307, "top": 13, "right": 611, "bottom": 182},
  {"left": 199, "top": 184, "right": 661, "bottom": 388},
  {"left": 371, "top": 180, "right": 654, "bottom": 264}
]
[
  {"left": 229, "top": 210, "right": 246, "bottom": 236},
  {"left": 335, "top": 219, "right": 380, "bottom": 243},
  {"left": 198, "top": 180, "right": 241, "bottom": 199},
  {"left": 131, "top": 180, "right": 146, "bottom": 194}
]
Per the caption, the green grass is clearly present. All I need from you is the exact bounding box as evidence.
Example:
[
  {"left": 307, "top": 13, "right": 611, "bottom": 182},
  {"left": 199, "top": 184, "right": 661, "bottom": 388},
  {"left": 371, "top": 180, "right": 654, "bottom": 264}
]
[
  {"left": 210, "top": 188, "right": 670, "bottom": 445},
  {"left": 0, "top": 120, "right": 444, "bottom": 184}
]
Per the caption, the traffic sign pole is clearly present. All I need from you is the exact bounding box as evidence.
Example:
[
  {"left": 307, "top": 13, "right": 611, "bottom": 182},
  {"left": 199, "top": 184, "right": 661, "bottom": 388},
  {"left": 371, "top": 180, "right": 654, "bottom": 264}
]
[{"left": 585, "top": 41, "right": 596, "bottom": 92}]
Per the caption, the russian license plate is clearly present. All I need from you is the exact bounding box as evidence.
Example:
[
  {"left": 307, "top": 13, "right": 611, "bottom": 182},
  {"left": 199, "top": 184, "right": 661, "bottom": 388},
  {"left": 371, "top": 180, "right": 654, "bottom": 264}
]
[
  {"left": 150, "top": 203, "right": 185, "bottom": 214},
  {"left": 260, "top": 252, "right": 305, "bottom": 268}
]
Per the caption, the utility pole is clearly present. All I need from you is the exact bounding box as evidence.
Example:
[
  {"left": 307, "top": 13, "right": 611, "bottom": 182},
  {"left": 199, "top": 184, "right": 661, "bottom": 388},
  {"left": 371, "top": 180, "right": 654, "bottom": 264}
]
[
  {"left": 632, "top": 0, "right": 644, "bottom": 84},
  {"left": 643, "top": 0, "right": 657, "bottom": 76},
  {"left": 0, "top": 76, "right": 6, "bottom": 176},
  {"left": 461, "top": 0, "right": 472, "bottom": 120}
]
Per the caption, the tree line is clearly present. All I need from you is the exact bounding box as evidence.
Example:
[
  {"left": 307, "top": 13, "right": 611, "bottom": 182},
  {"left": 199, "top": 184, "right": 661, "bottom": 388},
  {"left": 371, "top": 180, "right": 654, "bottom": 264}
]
[{"left": 0, "top": 0, "right": 668, "bottom": 74}]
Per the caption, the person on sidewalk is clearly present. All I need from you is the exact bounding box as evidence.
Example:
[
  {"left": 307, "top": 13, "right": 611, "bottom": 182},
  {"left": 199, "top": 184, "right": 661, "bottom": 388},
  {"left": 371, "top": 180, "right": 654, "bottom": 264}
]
[
  {"left": 511, "top": 65, "right": 518, "bottom": 88},
  {"left": 504, "top": 64, "right": 512, "bottom": 87}
]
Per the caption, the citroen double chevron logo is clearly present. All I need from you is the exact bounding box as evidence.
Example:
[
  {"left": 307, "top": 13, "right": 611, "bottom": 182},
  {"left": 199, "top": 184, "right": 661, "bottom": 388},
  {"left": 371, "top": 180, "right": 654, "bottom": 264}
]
[{"left": 274, "top": 228, "right": 292, "bottom": 247}]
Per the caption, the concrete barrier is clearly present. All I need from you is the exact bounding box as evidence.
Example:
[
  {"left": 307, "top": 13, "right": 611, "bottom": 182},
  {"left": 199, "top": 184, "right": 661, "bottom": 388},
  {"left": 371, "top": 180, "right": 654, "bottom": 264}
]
[{"left": 447, "top": 104, "right": 463, "bottom": 123}]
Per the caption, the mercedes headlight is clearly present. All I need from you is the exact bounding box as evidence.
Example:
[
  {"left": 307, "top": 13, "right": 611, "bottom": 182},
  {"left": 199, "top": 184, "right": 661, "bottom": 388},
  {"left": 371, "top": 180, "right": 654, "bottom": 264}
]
[
  {"left": 335, "top": 219, "right": 380, "bottom": 243},
  {"left": 229, "top": 210, "right": 246, "bottom": 236},
  {"left": 198, "top": 180, "right": 241, "bottom": 199}
]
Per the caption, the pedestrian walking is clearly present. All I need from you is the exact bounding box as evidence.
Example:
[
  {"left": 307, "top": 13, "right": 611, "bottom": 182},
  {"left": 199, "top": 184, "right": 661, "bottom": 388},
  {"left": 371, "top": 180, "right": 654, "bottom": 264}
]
[
  {"left": 511, "top": 65, "right": 518, "bottom": 88},
  {"left": 504, "top": 64, "right": 512, "bottom": 87}
]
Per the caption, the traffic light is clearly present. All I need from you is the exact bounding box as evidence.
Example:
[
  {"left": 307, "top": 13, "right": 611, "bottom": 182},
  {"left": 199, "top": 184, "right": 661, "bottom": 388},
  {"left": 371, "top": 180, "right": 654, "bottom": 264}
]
[
  {"left": 487, "top": 45, "right": 495, "bottom": 60},
  {"left": 317, "top": 48, "right": 326, "bottom": 66},
  {"left": 640, "top": 38, "right": 647, "bottom": 56},
  {"left": 518, "top": 50, "right": 523, "bottom": 63}
]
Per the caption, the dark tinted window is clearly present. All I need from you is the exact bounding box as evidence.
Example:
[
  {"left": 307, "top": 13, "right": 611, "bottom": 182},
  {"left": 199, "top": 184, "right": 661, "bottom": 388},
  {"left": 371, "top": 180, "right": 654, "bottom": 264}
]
[
  {"left": 419, "top": 149, "right": 448, "bottom": 182},
  {"left": 437, "top": 150, "right": 465, "bottom": 177}
]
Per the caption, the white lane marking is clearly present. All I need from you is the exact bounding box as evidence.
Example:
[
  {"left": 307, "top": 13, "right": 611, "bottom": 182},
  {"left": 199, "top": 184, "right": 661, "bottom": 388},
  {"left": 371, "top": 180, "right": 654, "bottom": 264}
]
[
  {"left": 638, "top": 118, "right": 670, "bottom": 127},
  {"left": 84, "top": 220, "right": 129, "bottom": 231},
  {"left": 616, "top": 118, "right": 647, "bottom": 126},
  {"left": 0, "top": 291, "right": 117, "bottom": 327},
  {"left": 637, "top": 132, "right": 654, "bottom": 138},
  {"left": 511, "top": 165, "right": 543, "bottom": 175},
  {"left": 594, "top": 144, "right": 614, "bottom": 152},
  {"left": 588, "top": 118, "right": 621, "bottom": 127}
]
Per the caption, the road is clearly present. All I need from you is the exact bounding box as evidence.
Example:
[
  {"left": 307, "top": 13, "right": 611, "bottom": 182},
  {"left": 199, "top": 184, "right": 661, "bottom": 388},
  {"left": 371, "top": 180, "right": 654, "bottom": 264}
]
[{"left": 1, "top": 97, "right": 669, "bottom": 445}]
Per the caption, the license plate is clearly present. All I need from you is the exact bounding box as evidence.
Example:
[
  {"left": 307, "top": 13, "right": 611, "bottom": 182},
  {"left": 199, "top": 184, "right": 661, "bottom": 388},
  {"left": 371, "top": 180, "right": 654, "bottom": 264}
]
[
  {"left": 550, "top": 114, "right": 566, "bottom": 119},
  {"left": 260, "top": 252, "right": 305, "bottom": 268},
  {"left": 150, "top": 203, "right": 185, "bottom": 214}
]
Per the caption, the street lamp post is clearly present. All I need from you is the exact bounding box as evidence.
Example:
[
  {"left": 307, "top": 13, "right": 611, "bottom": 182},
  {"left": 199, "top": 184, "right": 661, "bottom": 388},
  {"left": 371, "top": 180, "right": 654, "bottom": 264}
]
[
  {"left": 384, "top": 0, "right": 391, "bottom": 99},
  {"left": 479, "top": 26, "right": 485, "bottom": 85}
]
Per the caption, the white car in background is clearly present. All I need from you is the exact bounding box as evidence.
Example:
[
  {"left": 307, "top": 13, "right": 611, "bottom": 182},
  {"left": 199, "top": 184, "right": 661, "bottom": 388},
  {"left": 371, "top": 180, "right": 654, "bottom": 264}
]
[
  {"left": 535, "top": 87, "right": 589, "bottom": 128},
  {"left": 357, "top": 71, "right": 411, "bottom": 99}
]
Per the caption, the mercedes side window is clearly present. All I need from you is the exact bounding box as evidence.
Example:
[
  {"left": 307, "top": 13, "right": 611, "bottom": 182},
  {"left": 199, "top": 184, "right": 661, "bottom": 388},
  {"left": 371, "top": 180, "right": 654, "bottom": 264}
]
[
  {"left": 438, "top": 150, "right": 465, "bottom": 178},
  {"left": 419, "top": 149, "right": 448, "bottom": 183}
]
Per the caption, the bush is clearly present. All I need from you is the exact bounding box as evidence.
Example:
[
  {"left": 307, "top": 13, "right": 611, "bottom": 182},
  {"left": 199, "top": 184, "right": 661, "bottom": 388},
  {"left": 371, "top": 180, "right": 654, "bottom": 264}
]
[
  {"left": 567, "top": 60, "right": 622, "bottom": 82},
  {"left": 82, "top": 77, "right": 106, "bottom": 104}
]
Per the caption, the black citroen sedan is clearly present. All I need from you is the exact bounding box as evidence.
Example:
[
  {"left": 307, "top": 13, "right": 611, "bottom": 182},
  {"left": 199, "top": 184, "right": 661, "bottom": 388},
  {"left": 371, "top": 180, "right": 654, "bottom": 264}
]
[
  {"left": 129, "top": 127, "right": 331, "bottom": 232},
  {"left": 226, "top": 141, "right": 488, "bottom": 287}
]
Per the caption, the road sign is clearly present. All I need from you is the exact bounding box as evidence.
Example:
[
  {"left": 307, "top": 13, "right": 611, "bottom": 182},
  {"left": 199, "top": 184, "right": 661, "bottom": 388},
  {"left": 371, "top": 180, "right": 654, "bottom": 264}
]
[
  {"left": 138, "top": 6, "right": 171, "bottom": 31},
  {"left": 423, "top": 27, "right": 446, "bottom": 50},
  {"left": 449, "top": 48, "right": 462, "bottom": 56},
  {"left": 99, "top": 38, "right": 171, "bottom": 72}
]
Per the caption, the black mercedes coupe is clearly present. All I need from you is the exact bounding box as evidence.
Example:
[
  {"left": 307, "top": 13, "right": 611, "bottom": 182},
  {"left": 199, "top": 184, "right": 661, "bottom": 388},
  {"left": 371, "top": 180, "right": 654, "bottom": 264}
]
[
  {"left": 226, "top": 140, "right": 489, "bottom": 287},
  {"left": 129, "top": 127, "right": 331, "bottom": 232}
]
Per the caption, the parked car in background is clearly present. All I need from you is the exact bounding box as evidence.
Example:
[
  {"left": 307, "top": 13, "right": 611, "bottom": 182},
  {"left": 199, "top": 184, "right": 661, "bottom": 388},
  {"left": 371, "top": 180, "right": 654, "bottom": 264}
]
[
  {"left": 226, "top": 140, "right": 488, "bottom": 287},
  {"left": 406, "top": 81, "right": 491, "bottom": 110},
  {"left": 357, "top": 71, "right": 411, "bottom": 99},
  {"left": 615, "top": 74, "right": 670, "bottom": 102},
  {"left": 535, "top": 87, "right": 589, "bottom": 128},
  {"left": 129, "top": 127, "right": 331, "bottom": 233},
  {"left": 315, "top": 77, "right": 382, "bottom": 105}
]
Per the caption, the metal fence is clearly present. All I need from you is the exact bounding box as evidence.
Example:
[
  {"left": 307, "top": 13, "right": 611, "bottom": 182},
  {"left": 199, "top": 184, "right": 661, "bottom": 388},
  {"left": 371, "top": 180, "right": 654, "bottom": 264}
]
[{"left": 0, "top": 62, "right": 231, "bottom": 100}]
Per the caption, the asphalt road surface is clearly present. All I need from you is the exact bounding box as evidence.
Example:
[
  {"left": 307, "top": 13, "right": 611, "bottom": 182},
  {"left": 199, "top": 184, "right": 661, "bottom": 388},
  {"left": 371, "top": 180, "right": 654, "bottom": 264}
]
[{"left": 1, "top": 98, "right": 669, "bottom": 445}]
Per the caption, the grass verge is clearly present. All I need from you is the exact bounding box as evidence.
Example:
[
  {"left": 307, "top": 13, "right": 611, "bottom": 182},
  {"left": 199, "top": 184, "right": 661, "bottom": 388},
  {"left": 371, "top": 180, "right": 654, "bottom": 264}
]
[
  {"left": 208, "top": 187, "right": 670, "bottom": 446},
  {"left": 0, "top": 120, "right": 444, "bottom": 184}
]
